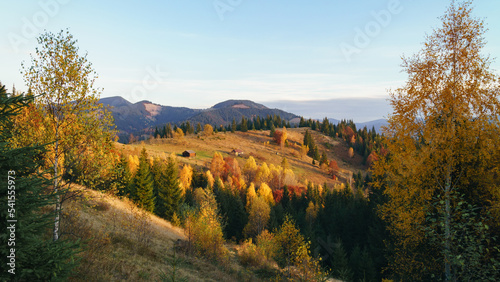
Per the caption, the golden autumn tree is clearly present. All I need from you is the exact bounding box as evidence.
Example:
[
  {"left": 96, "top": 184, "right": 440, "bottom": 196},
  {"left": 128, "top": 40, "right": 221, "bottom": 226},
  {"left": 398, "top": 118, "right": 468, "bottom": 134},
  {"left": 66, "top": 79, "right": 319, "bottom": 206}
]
[
  {"left": 206, "top": 170, "right": 215, "bottom": 189},
  {"left": 245, "top": 183, "right": 257, "bottom": 211},
  {"left": 210, "top": 152, "right": 225, "bottom": 179},
  {"left": 179, "top": 164, "right": 193, "bottom": 194},
  {"left": 19, "top": 30, "right": 115, "bottom": 241},
  {"left": 258, "top": 183, "right": 275, "bottom": 205},
  {"left": 299, "top": 144, "right": 309, "bottom": 160},
  {"left": 255, "top": 162, "right": 271, "bottom": 185},
  {"left": 185, "top": 188, "right": 227, "bottom": 260},
  {"left": 243, "top": 156, "right": 258, "bottom": 183},
  {"left": 243, "top": 196, "right": 271, "bottom": 238},
  {"left": 128, "top": 154, "right": 140, "bottom": 174},
  {"left": 203, "top": 124, "right": 214, "bottom": 136},
  {"left": 372, "top": 1, "right": 500, "bottom": 280}
]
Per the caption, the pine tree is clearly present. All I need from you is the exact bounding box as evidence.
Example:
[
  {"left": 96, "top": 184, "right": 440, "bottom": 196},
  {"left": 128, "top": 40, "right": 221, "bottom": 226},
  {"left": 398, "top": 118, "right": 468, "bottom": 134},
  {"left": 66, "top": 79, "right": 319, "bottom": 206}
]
[
  {"left": 215, "top": 186, "right": 248, "bottom": 241},
  {"left": 299, "top": 117, "right": 306, "bottom": 127},
  {"left": 331, "top": 239, "right": 352, "bottom": 281},
  {"left": 130, "top": 148, "right": 155, "bottom": 212},
  {"left": 320, "top": 152, "right": 328, "bottom": 166},
  {"left": 151, "top": 157, "right": 165, "bottom": 215},
  {"left": 113, "top": 155, "right": 132, "bottom": 197},
  {"left": 241, "top": 117, "right": 248, "bottom": 132},
  {"left": 321, "top": 117, "right": 330, "bottom": 134},
  {"left": 166, "top": 123, "right": 173, "bottom": 138},
  {"left": 154, "top": 156, "right": 183, "bottom": 220},
  {"left": 231, "top": 118, "right": 236, "bottom": 133},
  {"left": 254, "top": 116, "right": 261, "bottom": 130},
  {"left": 0, "top": 92, "right": 81, "bottom": 280},
  {"left": 196, "top": 122, "right": 202, "bottom": 134},
  {"left": 0, "top": 83, "right": 7, "bottom": 99},
  {"left": 186, "top": 121, "right": 194, "bottom": 135},
  {"left": 269, "top": 123, "right": 275, "bottom": 137}
]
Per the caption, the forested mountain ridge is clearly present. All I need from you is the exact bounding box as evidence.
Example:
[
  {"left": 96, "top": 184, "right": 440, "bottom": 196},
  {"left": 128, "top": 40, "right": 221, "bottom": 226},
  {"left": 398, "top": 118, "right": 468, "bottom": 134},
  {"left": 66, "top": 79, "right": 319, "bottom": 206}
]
[
  {"left": 99, "top": 96, "right": 201, "bottom": 134},
  {"left": 99, "top": 96, "right": 299, "bottom": 135}
]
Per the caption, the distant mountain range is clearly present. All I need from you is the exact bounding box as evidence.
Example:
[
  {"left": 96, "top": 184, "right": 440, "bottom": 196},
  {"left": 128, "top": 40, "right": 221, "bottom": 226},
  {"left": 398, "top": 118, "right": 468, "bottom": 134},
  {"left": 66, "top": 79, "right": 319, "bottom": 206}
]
[
  {"left": 356, "top": 119, "right": 388, "bottom": 133},
  {"left": 264, "top": 98, "right": 391, "bottom": 126},
  {"left": 99, "top": 96, "right": 388, "bottom": 139},
  {"left": 99, "top": 97, "right": 299, "bottom": 136},
  {"left": 323, "top": 118, "right": 387, "bottom": 133}
]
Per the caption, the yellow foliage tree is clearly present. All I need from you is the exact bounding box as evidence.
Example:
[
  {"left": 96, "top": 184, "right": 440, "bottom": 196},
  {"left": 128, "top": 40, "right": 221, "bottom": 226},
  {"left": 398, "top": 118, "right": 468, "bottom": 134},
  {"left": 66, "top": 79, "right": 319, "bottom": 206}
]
[
  {"left": 258, "top": 183, "right": 274, "bottom": 205},
  {"left": 185, "top": 188, "right": 227, "bottom": 261},
  {"left": 268, "top": 164, "right": 284, "bottom": 190},
  {"left": 347, "top": 147, "right": 354, "bottom": 158},
  {"left": 372, "top": 2, "right": 500, "bottom": 280},
  {"left": 174, "top": 127, "right": 184, "bottom": 139},
  {"left": 294, "top": 241, "right": 328, "bottom": 281},
  {"left": 281, "top": 126, "right": 288, "bottom": 150},
  {"left": 273, "top": 215, "right": 325, "bottom": 280},
  {"left": 128, "top": 154, "right": 139, "bottom": 174},
  {"left": 210, "top": 152, "right": 225, "bottom": 179},
  {"left": 243, "top": 196, "right": 271, "bottom": 238},
  {"left": 282, "top": 168, "right": 297, "bottom": 187},
  {"left": 245, "top": 183, "right": 257, "bottom": 211},
  {"left": 243, "top": 156, "right": 258, "bottom": 183},
  {"left": 300, "top": 144, "right": 309, "bottom": 160},
  {"left": 256, "top": 229, "right": 276, "bottom": 261},
  {"left": 17, "top": 30, "right": 115, "bottom": 241},
  {"left": 206, "top": 170, "right": 215, "bottom": 189},
  {"left": 305, "top": 201, "right": 318, "bottom": 225},
  {"left": 179, "top": 164, "right": 193, "bottom": 193},
  {"left": 203, "top": 124, "right": 214, "bottom": 136},
  {"left": 255, "top": 162, "right": 271, "bottom": 184}
]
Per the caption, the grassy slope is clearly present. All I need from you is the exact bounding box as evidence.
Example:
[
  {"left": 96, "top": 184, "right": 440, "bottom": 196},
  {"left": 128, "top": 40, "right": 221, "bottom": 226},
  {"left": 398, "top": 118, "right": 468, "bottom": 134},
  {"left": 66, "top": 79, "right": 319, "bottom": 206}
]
[
  {"left": 117, "top": 128, "right": 367, "bottom": 189},
  {"left": 66, "top": 185, "right": 260, "bottom": 281}
]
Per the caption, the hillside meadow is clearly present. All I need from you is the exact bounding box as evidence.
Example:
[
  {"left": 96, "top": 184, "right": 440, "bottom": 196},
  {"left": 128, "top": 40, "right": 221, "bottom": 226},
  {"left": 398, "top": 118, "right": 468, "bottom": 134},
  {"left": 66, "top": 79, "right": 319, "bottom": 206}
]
[{"left": 117, "top": 128, "right": 366, "bottom": 190}]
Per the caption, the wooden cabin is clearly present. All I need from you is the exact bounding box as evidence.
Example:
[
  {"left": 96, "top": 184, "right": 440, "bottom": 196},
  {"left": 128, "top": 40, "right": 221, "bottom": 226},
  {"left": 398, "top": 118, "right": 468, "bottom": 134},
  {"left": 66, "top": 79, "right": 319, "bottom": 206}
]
[
  {"left": 182, "top": 150, "right": 196, "bottom": 158},
  {"left": 231, "top": 149, "right": 244, "bottom": 156}
]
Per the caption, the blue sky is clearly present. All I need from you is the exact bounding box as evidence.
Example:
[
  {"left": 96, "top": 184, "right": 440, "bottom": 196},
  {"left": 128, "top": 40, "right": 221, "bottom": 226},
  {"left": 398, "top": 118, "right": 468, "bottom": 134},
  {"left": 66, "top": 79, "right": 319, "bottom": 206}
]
[{"left": 2, "top": 0, "right": 500, "bottom": 121}]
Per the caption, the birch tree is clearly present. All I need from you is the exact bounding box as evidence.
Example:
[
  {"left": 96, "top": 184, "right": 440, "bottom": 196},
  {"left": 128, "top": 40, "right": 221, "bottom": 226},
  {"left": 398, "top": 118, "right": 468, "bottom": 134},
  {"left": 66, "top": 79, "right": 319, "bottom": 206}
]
[
  {"left": 372, "top": 1, "right": 500, "bottom": 280},
  {"left": 21, "top": 30, "right": 115, "bottom": 241}
]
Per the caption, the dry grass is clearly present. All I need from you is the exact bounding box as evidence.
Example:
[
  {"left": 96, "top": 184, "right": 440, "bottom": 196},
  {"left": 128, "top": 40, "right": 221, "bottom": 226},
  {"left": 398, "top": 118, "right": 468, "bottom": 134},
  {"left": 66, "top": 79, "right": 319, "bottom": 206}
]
[{"left": 62, "top": 185, "right": 261, "bottom": 281}]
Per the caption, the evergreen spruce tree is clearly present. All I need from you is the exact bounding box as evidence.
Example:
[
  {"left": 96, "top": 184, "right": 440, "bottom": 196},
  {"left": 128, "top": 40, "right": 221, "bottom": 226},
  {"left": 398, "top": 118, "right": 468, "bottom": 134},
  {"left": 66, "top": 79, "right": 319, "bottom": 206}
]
[
  {"left": 241, "top": 117, "right": 248, "bottom": 132},
  {"left": 165, "top": 123, "right": 172, "bottom": 138},
  {"left": 270, "top": 123, "right": 276, "bottom": 137},
  {"left": 299, "top": 117, "right": 306, "bottom": 127},
  {"left": 320, "top": 152, "right": 328, "bottom": 166},
  {"left": 254, "top": 117, "right": 261, "bottom": 130},
  {"left": 158, "top": 156, "right": 183, "bottom": 220},
  {"left": 231, "top": 118, "right": 236, "bottom": 133},
  {"left": 151, "top": 157, "right": 166, "bottom": 216},
  {"left": 215, "top": 187, "right": 248, "bottom": 241},
  {"left": 112, "top": 155, "right": 132, "bottom": 197},
  {"left": 0, "top": 90, "right": 81, "bottom": 280},
  {"left": 130, "top": 148, "right": 155, "bottom": 212}
]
